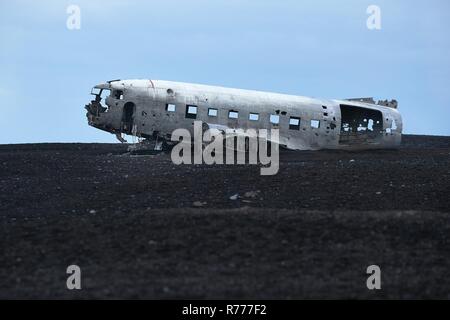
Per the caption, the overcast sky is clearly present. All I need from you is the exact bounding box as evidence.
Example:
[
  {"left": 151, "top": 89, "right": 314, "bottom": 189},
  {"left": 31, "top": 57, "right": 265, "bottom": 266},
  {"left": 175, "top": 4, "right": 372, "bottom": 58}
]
[{"left": 1, "top": 0, "right": 449, "bottom": 143}]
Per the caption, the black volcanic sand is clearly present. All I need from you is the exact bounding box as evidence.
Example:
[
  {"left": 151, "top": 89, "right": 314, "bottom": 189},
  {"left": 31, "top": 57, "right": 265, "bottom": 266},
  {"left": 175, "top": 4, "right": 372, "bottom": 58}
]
[{"left": 0, "top": 135, "right": 449, "bottom": 299}]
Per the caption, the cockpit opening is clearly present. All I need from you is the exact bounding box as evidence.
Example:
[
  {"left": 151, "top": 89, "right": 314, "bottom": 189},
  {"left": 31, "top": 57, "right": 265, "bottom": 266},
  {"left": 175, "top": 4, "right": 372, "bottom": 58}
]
[
  {"left": 91, "top": 88, "right": 111, "bottom": 101},
  {"left": 85, "top": 88, "right": 110, "bottom": 117}
]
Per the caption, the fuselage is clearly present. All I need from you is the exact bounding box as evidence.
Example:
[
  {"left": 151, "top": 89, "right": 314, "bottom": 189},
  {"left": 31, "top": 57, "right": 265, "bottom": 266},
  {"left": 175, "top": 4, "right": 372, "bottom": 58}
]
[{"left": 85, "top": 79, "right": 402, "bottom": 150}]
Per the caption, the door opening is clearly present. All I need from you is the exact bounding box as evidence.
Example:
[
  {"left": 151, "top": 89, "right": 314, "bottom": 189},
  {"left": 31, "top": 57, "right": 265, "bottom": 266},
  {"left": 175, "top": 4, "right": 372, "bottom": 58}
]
[{"left": 122, "top": 102, "right": 135, "bottom": 133}]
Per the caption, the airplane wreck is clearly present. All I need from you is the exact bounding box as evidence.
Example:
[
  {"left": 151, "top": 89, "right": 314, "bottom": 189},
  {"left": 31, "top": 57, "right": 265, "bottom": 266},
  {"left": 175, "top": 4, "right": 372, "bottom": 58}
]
[{"left": 85, "top": 79, "right": 402, "bottom": 151}]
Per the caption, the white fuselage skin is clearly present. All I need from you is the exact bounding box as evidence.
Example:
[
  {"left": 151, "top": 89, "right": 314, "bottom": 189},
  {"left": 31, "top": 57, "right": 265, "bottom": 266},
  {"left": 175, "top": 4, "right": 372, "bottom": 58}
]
[{"left": 85, "top": 79, "right": 402, "bottom": 150}]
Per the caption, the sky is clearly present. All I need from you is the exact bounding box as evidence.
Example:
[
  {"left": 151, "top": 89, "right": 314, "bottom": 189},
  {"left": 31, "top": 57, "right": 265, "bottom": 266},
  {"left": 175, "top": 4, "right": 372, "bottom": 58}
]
[{"left": 1, "top": 0, "right": 449, "bottom": 143}]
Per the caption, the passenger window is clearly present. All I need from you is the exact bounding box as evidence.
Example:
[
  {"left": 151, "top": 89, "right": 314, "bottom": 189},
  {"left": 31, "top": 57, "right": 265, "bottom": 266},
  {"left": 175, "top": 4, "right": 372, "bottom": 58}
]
[
  {"left": 311, "top": 119, "right": 320, "bottom": 128},
  {"left": 166, "top": 104, "right": 176, "bottom": 112},
  {"left": 228, "top": 110, "right": 239, "bottom": 119},
  {"left": 249, "top": 113, "right": 259, "bottom": 121},
  {"left": 270, "top": 114, "right": 280, "bottom": 124},
  {"left": 208, "top": 108, "right": 218, "bottom": 117},
  {"left": 289, "top": 117, "right": 300, "bottom": 130},
  {"left": 186, "top": 105, "right": 198, "bottom": 119}
]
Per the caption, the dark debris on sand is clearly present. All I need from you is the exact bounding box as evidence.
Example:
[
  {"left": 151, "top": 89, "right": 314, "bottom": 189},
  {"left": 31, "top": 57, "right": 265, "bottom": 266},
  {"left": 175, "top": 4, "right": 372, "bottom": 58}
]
[{"left": 1, "top": 135, "right": 449, "bottom": 299}]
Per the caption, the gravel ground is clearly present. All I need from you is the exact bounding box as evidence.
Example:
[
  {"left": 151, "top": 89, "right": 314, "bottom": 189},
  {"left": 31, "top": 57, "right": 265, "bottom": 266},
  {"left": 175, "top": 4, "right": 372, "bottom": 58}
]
[{"left": 0, "top": 134, "right": 449, "bottom": 299}]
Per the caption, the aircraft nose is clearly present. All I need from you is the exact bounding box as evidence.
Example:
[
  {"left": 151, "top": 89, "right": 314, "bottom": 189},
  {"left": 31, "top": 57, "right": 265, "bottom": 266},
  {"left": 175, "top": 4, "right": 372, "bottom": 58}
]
[{"left": 85, "top": 99, "right": 106, "bottom": 117}]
